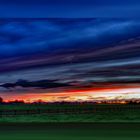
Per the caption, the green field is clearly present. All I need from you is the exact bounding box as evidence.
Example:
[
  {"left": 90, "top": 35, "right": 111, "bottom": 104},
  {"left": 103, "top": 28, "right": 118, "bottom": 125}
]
[
  {"left": 0, "top": 123, "right": 140, "bottom": 140},
  {"left": 0, "top": 104, "right": 140, "bottom": 140},
  {"left": 0, "top": 104, "right": 140, "bottom": 122}
]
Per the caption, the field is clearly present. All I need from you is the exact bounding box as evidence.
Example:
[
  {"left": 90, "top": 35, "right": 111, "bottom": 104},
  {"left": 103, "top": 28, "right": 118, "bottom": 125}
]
[
  {"left": 0, "top": 123, "right": 140, "bottom": 140},
  {"left": 0, "top": 104, "right": 140, "bottom": 122},
  {"left": 0, "top": 104, "right": 140, "bottom": 140}
]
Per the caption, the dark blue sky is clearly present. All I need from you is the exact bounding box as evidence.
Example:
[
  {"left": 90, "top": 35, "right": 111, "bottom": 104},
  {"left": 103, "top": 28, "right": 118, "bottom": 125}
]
[
  {"left": 0, "top": 19, "right": 139, "bottom": 83},
  {"left": 0, "top": 0, "right": 140, "bottom": 17},
  {"left": 0, "top": 1, "right": 140, "bottom": 101},
  {"left": 0, "top": 19, "right": 139, "bottom": 59}
]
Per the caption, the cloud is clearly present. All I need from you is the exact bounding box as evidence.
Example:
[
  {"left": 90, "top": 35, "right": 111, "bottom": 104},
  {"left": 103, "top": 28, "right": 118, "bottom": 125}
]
[
  {"left": 0, "top": 79, "right": 71, "bottom": 89},
  {"left": 0, "top": 19, "right": 139, "bottom": 101},
  {"left": 0, "top": 19, "right": 139, "bottom": 58}
]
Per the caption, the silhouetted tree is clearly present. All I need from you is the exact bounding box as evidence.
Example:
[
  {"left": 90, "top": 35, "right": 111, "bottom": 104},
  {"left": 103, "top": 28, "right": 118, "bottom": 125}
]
[{"left": 0, "top": 97, "right": 3, "bottom": 103}]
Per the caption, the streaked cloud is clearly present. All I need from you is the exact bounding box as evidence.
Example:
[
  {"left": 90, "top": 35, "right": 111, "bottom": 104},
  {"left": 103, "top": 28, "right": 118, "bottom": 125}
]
[{"left": 0, "top": 19, "right": 139, "bottom": 101}]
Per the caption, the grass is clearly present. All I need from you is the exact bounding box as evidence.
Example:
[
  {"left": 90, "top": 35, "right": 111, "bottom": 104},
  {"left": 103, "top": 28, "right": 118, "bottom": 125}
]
[
  {"left": 0, "top": 123, "right": 140, "bottom": 140},
  {"left": 0, "top": 111, "right": 140, "bottom": 122},
  {"left": 0, "top": 104, "right": 140, "bottom": 122},
  {"left": 0, "top": 104, "right": 140, "bottom": 139}
]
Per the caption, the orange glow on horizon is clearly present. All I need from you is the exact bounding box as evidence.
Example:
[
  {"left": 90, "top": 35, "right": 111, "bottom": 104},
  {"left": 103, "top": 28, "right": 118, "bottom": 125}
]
[{"left": 1, "top": 85, "right": 140, "bottom": 103}]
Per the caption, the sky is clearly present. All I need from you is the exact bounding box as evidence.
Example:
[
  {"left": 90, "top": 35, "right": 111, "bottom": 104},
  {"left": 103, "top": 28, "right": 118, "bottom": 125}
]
[
  {"left": 0, "top": 19, "right": 139, "bottom": 102},
  {"left": 0, "top": 0, "right": 140, "bottom": 17}
]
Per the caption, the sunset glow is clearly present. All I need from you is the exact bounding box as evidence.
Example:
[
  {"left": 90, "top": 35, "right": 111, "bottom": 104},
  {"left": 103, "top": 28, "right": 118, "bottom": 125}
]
[{"left": 2, "top": 85, "right": 140, "bottom": 103}]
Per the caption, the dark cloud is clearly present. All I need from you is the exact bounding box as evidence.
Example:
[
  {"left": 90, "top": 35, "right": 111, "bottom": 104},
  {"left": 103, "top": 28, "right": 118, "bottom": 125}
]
[
  {"left": 0, "top": 19, "right": 139, "bottom": 72},
  {"left": 0, "top": 79, "right": 71, "bottom": 89},
  {"left": 0, "top": 19, "right": 139, "bottom": 58}
]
